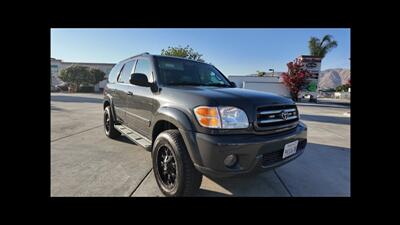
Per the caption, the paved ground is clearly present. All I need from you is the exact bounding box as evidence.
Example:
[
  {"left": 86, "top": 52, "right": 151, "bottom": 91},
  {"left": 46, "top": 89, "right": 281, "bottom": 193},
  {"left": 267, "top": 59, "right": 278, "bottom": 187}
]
[{"left": 51, "top": 93, "right": 350, "bottom": 197}]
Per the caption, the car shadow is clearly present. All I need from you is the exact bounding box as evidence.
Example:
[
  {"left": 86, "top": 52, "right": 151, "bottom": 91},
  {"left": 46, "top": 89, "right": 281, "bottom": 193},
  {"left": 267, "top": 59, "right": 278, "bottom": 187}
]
[
  {"left": 197, "top": 172, "right": 288, "bottom": 197},
  {"left": 196, "top": 189, "right": 231, "bottom": 197},
  {"left": 51, "top": 95, "right": 103, "bottom": 104},
  {"left": 274, "top": 142, "right": 350, "bottom": 196},
  {"left": 194, "top": 142, "right": 350, "bottom": 197},
  {"left": 300, "top": 114, "right": 350, "bottom": 125},
  {"left": 113, "top": 135, "right": 138, "bottom": 145}
]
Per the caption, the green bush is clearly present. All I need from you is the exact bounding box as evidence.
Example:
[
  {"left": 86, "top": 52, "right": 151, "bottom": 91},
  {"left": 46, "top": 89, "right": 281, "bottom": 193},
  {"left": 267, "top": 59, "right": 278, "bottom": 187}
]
[{"left": 335, "top": 84, "right": 350, "bottom": 92}]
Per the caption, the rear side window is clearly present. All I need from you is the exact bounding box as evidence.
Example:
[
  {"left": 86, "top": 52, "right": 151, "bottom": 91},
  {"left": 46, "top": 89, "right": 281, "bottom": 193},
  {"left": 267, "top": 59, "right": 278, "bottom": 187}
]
[
  {"left": 134, "top": 59, "right": 153, "bottom": 82},
  {"left": 117, "top": 60, "right": 136, "bottom": 83},
  {"left": 108, "top": 63, "right": 123, "bottom": 83}
]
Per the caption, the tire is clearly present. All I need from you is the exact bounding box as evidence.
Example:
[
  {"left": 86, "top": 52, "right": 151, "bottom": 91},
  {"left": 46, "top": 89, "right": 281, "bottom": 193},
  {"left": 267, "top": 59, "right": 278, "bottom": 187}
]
[
  {"left": 152, "top": 129, "right": 202, "bottom": 197},
  {"left": 104, "top": 106, "right": 120, "bottom": 139}
]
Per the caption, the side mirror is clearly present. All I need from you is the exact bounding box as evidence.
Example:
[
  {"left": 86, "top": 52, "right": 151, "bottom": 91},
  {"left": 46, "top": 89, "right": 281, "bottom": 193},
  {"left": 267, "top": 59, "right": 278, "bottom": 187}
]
[
  {"left": 130, "top": 73, "right": 150, "bottom": 87},
  {"left": 229, "top": 81, "right": 237, "bottom": 87}
]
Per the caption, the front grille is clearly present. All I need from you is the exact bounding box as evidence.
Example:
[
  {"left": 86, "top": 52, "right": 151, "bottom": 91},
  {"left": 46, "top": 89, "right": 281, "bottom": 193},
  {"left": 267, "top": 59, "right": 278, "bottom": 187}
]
[
  {"left": 255, "top": 104, "right": 299, "bottom": 131},
  {"left": 261, "top": 139, "right": 306, "bottom": 166}
]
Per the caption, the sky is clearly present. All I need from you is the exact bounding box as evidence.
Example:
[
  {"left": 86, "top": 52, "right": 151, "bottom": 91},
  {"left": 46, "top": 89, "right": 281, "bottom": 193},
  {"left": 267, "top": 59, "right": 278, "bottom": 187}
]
[{"left": 51, "top": 28, "right": 350, "bottom": 75}]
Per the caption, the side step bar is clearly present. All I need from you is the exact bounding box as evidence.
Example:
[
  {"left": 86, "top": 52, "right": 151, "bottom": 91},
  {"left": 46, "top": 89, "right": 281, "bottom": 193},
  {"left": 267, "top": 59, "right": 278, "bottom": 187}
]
[{"left": 114, "top": 125, "right": 151, "bottom": 150}]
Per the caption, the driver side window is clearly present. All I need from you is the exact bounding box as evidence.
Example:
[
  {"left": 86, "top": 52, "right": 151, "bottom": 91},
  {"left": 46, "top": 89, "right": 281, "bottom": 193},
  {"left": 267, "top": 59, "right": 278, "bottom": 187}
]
[{"left": 134, "top": 59, "right": 153, "bottom": 82}]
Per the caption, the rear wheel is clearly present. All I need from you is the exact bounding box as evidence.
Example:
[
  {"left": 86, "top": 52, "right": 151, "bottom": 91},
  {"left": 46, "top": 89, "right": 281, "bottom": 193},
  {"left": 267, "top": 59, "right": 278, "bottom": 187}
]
[
  {"left": 152, "top": 130, "right": 202, "bottom": 196},
  {"left": 104, "top": 106, "right": 120, "bottom": 139}
]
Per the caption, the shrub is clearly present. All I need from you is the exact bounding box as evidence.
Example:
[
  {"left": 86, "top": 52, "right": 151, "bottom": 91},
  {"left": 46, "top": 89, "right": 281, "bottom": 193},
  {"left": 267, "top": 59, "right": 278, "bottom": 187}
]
[{"left": 281, "top": 60, "right": 312, "bottom": 101}]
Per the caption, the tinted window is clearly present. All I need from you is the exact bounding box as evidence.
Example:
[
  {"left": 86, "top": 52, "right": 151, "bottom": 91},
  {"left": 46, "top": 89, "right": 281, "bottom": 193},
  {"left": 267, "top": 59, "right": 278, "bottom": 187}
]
[
  {"left": 155, "top": 57, "right": 230, "bottom": 87},
  {"left": 117, "top": 60, "right": 136, "bottom": 83},
  {"left": 134, "top": 59, "right": 153, "bottom": 82},
  {"left": 108, "top": 63, "right": 123, "bottom": 83}
]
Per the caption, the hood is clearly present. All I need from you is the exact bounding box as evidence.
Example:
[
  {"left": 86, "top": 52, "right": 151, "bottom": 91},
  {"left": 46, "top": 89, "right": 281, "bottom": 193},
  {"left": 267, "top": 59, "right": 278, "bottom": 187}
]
[{"left": 160, "top": 86, "right": 294, "bottom": 114}]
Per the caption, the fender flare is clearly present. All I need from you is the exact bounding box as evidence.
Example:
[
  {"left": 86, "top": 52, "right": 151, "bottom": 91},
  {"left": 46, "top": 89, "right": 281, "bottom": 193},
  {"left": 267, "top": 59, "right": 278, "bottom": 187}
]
[
  {"left": 151, "top": 106, "right": 194, "bottom": 132},
  {"left": 103, "top": 94, "right": 117, "bottom": 122},
  {"left": 151, "top": 107, "right": 203, "bottom": 166}
]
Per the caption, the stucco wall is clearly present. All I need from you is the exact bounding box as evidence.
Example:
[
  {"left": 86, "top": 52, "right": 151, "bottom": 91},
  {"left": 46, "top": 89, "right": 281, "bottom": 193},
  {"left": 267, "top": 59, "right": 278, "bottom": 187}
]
[{"left": 228, "top": 75, "right": 290, "bottom": 97}]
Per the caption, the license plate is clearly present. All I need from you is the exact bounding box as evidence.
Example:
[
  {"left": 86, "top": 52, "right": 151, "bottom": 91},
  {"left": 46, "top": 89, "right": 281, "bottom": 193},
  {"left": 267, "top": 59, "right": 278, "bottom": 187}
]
[{"left": 282, "top": 140, "right": 299, "bottom": 159}]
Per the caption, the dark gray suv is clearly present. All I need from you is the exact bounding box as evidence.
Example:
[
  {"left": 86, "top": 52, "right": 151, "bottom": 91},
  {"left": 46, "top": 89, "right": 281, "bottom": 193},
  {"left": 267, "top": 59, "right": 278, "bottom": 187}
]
[{"left": 103, "top": 53, "right": 307, "bottom": 196}]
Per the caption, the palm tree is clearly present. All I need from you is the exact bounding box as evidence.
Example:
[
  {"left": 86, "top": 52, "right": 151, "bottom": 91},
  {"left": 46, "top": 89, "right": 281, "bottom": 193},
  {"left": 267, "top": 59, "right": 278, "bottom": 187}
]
[{"left": 308, "top": 35, "right": 338, "bottom": 58}]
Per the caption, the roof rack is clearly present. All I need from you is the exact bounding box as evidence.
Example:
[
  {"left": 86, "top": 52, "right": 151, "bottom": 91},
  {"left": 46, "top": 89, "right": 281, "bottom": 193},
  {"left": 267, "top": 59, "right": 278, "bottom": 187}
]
[{"left": 126, "top": 52, "right": 150, "bottom": 60}]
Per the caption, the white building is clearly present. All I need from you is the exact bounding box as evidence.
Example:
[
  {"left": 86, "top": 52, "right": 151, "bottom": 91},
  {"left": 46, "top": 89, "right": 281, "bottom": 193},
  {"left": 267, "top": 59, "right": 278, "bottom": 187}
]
[
  {"left": 228, "top": 73, "right": 290, "bottom": 98},
  {"left": 51, "top": 58, "right": 115, "bottom": 92}
]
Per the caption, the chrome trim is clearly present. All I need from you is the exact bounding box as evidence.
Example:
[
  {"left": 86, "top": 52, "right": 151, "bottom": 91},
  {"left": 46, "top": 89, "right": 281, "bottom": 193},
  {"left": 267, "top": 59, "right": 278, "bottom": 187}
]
[
  {"left": 259, "top": 115, "right": 298, "bottom": 124},
  {"left": 258, "top": 110, "right": 282, "bottom": 115},
  {"left": 258, "top": 108, "right": 296, "bottom": 115}
]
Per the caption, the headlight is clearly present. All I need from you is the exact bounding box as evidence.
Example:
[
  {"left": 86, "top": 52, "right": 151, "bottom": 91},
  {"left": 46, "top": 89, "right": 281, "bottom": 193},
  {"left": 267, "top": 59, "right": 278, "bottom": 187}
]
[
  {"left": 194, "top": 106, "right": 249, "bottom": 129},
  {"left": 219, "top": 106, "right": 249, "bottom": 128}
]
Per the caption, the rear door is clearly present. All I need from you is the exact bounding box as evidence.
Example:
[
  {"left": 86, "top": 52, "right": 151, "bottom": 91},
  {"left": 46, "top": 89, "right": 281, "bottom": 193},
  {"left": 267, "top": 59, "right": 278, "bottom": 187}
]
[
  {"left": 106, "top": 63, "right": 124, "bottom": 122},
  {"left": 125, "top": 58, "right": 155, "bottom": 138},
  {"left": 114, "top": 60, "right": 136, "bottom": 124}
]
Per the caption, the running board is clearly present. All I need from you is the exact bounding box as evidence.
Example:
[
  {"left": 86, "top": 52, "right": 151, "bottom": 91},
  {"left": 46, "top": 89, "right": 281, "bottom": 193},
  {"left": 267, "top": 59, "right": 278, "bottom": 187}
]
[{"left": 114, "top": 125, "right": 151, "bottom": 150}]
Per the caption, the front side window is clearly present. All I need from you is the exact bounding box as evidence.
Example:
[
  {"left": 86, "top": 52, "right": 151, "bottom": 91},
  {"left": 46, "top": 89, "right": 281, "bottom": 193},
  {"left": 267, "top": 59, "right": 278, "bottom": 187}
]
[
  {"left": 134, "top": 59, "right": 153, "bottom": 82},
  {"left": 155, "top": 56, "right": 231, "bottom": 87},
  {"left": 117, "top": 60, "right": 136, "bottom": 83}
]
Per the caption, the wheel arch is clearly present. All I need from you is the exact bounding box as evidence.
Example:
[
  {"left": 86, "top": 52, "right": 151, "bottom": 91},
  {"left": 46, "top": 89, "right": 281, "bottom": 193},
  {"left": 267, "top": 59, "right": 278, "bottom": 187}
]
[
  {"left": 103, "top": 95, "right": 117, "bottom": 122},
  {"left": 151, "top": 107, "right": 202, "bottom": 165},
  {"left": 151, "top": 107, "right": 194, "bottom": 134}
]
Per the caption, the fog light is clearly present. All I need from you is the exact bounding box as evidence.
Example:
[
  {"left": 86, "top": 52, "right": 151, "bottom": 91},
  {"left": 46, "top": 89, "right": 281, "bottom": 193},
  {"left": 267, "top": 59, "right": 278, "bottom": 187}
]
[{"left": 224, "top": 154, "right": 238, "bottom": 167}]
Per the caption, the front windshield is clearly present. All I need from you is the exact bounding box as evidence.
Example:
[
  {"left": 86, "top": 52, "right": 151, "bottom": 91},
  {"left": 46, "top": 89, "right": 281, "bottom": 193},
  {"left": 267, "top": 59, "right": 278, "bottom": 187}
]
[{"left": 155, "top": 56, "right": 232, "bottom": 87}]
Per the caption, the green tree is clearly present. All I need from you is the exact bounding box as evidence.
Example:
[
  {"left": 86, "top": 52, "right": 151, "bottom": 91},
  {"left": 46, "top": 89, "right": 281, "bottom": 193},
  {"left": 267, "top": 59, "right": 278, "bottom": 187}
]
[
  {"left": 161, "top": 45, "right": 205, "bottom": 62},
  {"left": 59, "top": 65, "right": 92, "bottom": 92},
  {"left": 89, "top": 68, "right": 106, "bottom": 84},
  {"left": 335, "top": 83, "right": 350, "bottom": 92},
  {"left": 308, "top": 35, "right": 338, "bottom": 58},
  {"left": 256, "top": 70, "right": 266, "bottom": 76}
]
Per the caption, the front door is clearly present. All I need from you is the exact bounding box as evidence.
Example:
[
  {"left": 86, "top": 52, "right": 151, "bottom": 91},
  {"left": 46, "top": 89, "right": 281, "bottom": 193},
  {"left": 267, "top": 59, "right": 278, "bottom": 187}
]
[{"left": 125, "top": 59, "right": 154, "bottom": 138}]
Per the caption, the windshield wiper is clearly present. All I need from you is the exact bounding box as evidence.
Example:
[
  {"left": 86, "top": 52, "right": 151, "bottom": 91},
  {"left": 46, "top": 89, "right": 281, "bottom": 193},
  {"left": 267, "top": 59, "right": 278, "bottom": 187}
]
[{"left": 203, "top": 83, "right": 230, "bottom": 87}]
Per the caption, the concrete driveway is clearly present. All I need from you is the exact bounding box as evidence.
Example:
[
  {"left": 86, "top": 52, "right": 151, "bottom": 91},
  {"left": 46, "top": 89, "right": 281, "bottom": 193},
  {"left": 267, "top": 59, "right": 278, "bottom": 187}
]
[{"left": 51, "top": 93, "right": 350, "bottom": 197}]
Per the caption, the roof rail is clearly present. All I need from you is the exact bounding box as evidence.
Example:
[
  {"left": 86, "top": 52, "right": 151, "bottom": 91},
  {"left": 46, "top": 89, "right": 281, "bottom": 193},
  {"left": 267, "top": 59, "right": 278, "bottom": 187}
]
[{"left": 121, "top": 52, "right": 150, "bottom": 62}]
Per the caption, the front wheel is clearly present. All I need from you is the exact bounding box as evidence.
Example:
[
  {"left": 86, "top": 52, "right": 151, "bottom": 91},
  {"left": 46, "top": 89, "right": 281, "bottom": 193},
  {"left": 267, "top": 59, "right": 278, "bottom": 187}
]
[{"left": 152, "top": 130, "right": 202, "bottom": 197}]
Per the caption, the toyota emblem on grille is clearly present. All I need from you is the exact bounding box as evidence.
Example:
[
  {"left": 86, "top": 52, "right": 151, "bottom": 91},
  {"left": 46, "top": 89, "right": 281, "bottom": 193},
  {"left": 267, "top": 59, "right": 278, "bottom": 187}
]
[{"left": 281, "top": 111, "right": 288, "bottom": 120}]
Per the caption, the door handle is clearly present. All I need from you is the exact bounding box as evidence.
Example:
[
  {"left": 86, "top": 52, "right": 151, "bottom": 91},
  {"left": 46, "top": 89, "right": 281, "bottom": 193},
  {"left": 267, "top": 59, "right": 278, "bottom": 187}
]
[{"left": 127, "top": 91, "right": 133, "bottom": 96}]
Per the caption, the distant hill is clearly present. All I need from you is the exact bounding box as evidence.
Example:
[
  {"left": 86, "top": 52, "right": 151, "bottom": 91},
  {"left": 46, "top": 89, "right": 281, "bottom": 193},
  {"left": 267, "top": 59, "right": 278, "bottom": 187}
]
[{"left": 318, "top": 68, "right": 350, "bottom": 90}]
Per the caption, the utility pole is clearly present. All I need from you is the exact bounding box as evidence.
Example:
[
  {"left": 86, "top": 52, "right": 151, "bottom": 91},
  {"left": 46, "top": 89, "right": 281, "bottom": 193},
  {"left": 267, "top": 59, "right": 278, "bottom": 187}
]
[{"left": 269, "top": 68, "right": 274, "bottom": 77}]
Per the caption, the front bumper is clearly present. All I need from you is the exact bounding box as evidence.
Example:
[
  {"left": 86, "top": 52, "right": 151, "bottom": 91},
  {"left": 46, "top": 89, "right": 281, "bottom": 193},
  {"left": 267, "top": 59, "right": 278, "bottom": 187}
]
[{"left": 180, "top": 122, "right": 307, "bottom": 178}]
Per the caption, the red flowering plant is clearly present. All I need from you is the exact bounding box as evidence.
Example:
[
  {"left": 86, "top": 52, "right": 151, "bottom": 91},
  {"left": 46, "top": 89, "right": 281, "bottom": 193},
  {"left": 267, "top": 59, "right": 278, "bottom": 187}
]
[{"left": 281, "top": 59, "right": 312, "bottom": 101}]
